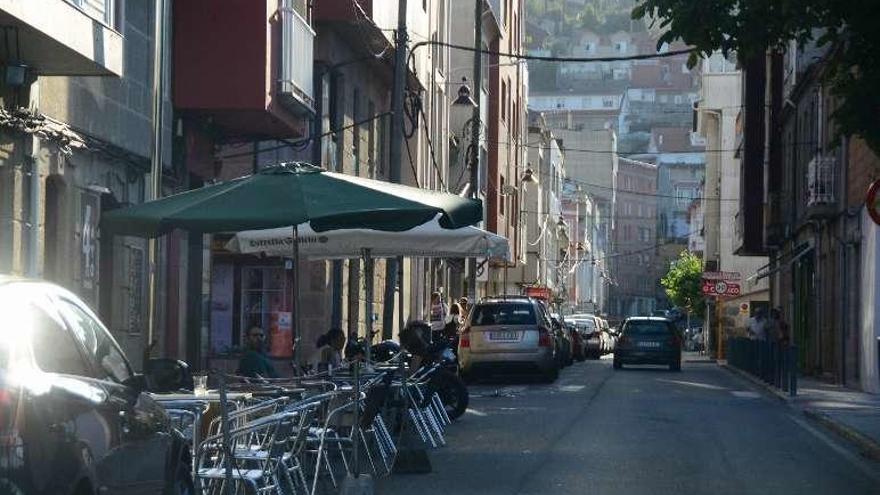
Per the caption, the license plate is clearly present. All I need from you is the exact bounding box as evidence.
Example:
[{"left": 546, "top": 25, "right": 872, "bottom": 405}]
[
  {"left": 490, "top": 331, "right": 519, "bottom": 341},
  {"left": 588, "top": 338, "right": 600, "bottom": 345},
  {"left": 638, "top": 342, "right": 661, "bottom": 348}
]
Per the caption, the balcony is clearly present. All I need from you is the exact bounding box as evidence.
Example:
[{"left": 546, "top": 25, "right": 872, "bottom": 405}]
[
  {"left": 0, "top": 0, "right": 123, "bottom": 76},
  {"left": 173, "top": 0, "right": 313, "bottom": 140},
  {"left": 278, "top": 2, "right": 315, "bottom": 115},
  {"left": 805, "top": 154, "right": 836, "bottom": 218}
]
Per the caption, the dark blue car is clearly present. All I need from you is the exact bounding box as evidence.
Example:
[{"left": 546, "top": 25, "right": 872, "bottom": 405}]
[{"left": 613, "top": 317, "right": 683, "bottom": 371}]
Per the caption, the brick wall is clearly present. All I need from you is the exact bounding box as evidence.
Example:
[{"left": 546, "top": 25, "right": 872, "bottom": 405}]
[{"left": 848, "top": 138, "right": 880, "bottom": 208}]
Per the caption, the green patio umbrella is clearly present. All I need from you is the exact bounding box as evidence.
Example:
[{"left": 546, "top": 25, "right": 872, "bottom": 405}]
[{"left": 102, "top": 162, "right": 482, "bottom": 236}]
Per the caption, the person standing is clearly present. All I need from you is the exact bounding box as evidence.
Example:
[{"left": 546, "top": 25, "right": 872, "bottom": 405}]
[
  {"left": 429, "top": 291, "right": 448, "bottom": 333},
  {"left": 770, "top": 307, "right": 790, "bottom": 346},
  {"left": 316, "top": 328, "right": 346, "bottom": 370},
  {"left": 458, "top": 297, "right": 470, "bottom": 319},
  {"left": 237, "top": 326, "right": 279, "bottom": 379},
  {"left": 748, "top": 308, "right": 768, "bottom": 341},
  {"left": 443, "top": 302, "right": 464, "bottom": 339}
]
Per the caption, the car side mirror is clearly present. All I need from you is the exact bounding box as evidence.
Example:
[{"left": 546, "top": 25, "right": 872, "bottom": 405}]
[{"left": 143, "top": 358, "right": 193, "bottom": 393}]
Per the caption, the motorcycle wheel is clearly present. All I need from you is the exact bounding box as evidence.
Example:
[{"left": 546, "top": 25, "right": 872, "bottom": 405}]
[{"left": 432, "top": 369, "right": 469, "bottom": 420}]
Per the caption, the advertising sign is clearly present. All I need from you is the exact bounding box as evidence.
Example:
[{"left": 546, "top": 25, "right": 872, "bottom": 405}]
[
  {"left": 525, "top": 286, "right": 552, "bottom": 301},
  {"left": 702, "top": 279, "right": 742, "bottom": 297},
  {"left": 702, "top": 271, "right": 742, "bottom": 281}
]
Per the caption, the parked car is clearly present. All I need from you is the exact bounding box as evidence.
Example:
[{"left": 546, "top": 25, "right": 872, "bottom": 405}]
[
  {"left": 569, "top": 314, "right": 603, "bottom": 358},
  {"left": 0, "top": 276, "right": 192, "bottom": 495},
  {"left": 550, "top": 315, "right": 574, "bottom": 367},
  {"left": 613, "top": 317, "right": 683, "bottom": 371},
  {"left": 564, "top": 321, "right": 586, "bottom": 361},
  {"left": 459, "top": 297, "right": 559, "bottom": 382}
]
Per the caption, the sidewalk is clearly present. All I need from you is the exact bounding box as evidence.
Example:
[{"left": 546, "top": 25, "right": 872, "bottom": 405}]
[{"left": 720, "top": 361, "right": 880, "bottom": 461}]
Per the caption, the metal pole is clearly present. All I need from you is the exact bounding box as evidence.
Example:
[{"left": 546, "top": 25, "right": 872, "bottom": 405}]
[
  {"left": 398, "top": 255, "right": 405, "bottom": 333},
  {"left": 146, "top": 0, "right": 167, "bottom": 362},
  {"left": 467, "top": 0, "right": 483, "bottom": 305},
  {"left": 292, "top": 226, "right": 301, "bottom": 365},
  {"left": 383, "top": 0, "right": 408, "bottom": 337},
  {"left": 364, "top": 248, "right": 373, "bottom": 361}
]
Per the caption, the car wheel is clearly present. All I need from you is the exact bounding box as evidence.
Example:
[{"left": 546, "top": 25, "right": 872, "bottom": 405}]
[
  {"left": 669, "top": 361, "right": 681, "bottom": 372},
  {"left": 542, "top": 366, "right": 559, "bottom": 383}
]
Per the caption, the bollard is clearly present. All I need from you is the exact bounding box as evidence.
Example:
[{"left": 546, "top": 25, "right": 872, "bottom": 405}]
[{"left": 789, "top": 345, "right": 798, "bottom": 396}]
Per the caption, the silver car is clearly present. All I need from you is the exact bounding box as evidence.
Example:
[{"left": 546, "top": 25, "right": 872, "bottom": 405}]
[{"left": 458, "top": 297, "right": 559, "bottom": 382}]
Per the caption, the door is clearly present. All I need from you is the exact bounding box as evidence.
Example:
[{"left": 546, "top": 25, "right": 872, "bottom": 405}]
[{"left": 55, "top": 296, "right": 173, "bottom": 495}]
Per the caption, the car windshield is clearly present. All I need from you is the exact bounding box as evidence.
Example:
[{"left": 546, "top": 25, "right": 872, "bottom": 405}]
[
  {"left": 575, "top": 319, "right": 596, "bottom": 330},
  {"left": 624, "top": 321, "right": 672, "bottom": 336},
  {"left": 471, "top": 303, "right": 536, "bottom": 326}
]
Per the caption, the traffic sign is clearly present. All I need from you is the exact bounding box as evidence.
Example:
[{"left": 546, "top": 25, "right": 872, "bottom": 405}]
[
  {"left": 867, "top": 180, "right": 880, "bottom": 226},
  {"left": 702, "top": 280, "right": 742, "bottom": 297}
]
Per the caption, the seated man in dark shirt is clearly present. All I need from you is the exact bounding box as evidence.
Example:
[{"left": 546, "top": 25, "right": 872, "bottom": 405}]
[{"left": 237, "top": 326, "right": 279, "bottom": 379}]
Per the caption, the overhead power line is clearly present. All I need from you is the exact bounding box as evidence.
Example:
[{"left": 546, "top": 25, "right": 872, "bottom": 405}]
[{"left": 409, "top": 40, "right": 695, "bottom": 64}]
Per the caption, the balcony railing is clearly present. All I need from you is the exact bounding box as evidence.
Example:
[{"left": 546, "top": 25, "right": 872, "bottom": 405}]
[
  {"left": 66, "top": 0, "right": 114, "bottom": 27},
  {"left": 806, "top": 154, "right": 835, "bottom": 207},
  {"left": 279, "top": 0, "right": 315, "bottom": 114}
]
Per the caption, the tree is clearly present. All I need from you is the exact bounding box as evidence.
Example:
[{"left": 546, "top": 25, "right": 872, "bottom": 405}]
[
  {"left": 631, "top": 0, "right": 880, "bottom": 154},
  {"left": 661, "top": 251, "right": 704, "bottom": 319}
]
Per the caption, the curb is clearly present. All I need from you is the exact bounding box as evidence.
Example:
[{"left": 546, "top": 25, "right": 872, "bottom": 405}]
[
  {"left": 719, "top": 362, "right": 791, "bottom": 404},
  {"left": 802, "top": 409, "right": 880, "bottom": 462},
  {"left": 720, "top": 363, "right": 880, "bottom": 461}
]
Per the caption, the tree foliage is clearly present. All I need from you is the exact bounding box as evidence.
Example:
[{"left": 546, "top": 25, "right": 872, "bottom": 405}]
[
  {"left": 632, "top": 0, "right": 880, "bottom": 154},
  {"left": 661, "top": 251, "right": 704, "bottom": 317}
]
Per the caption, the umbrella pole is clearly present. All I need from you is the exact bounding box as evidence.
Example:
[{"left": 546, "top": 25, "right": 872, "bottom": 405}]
[
  {"left": 292, "top": 225, "right": 301, "bottom": 369},
  {"left": 363, "top": 248, "right": 373, "bottom": 362},
  {"left": 398, "top": 256, "right": 405, "bottom": 337}
]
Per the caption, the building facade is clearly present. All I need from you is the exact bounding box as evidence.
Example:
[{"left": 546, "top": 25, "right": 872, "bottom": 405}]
[{"left": 0, "top": 0, "right": 174, "bottom": 369}]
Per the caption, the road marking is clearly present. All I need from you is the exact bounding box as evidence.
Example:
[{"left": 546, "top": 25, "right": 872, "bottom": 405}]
[
  {"left": 788, "top": 413, "right": 880, "bottom": 482},
  {"left": 730, "top": 391, "right": 761, "bottom": 399},
  {"left": 557, "top": 385, "right": 585, "bottom": 392},
  {"left": 656, "top": 378, "right": 727, "bottom": 391},
  {"left": 465, "top": 408, "right": 487, "bottom": 417}
]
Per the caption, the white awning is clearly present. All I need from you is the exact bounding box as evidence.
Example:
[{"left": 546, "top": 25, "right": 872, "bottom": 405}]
[{"left": 224, "top": 215, "right": 510, "bottom": 261}]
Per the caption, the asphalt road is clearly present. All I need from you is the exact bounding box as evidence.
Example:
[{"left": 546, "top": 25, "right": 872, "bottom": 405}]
[{"left": 376, "top": 354, "right": 880, "bottom": 495}]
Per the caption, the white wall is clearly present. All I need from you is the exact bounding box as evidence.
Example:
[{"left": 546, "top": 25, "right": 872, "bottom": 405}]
[{"left": 860, "top": 210, "right": 880, "bottom": 394}]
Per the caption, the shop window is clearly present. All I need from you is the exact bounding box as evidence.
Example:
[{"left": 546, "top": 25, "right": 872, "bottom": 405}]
[{"left": 240, "top": 266, "right": 292, "bottom": 358}]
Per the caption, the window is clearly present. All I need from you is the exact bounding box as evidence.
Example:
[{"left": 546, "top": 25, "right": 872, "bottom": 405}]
[
  {"left": 24, "top": 297, "right": 92, "bottom": 376},
  {"left": 615, "top": 41, "right": 628, "bottom": 53},
  {"left": 501, "top": 81, "right": 507, "bottom": 121},
  {"left": 353, "top": 87, "right": 360, "bottom": 176},
  {"left": 602, "top": 96, "right": 616, "bottom": 108},
  {"left": 58, "top": 299, "right": 132, "bottom": 383},
  {"left": 585, "top": 42, "right": 595, "bottom": 54},
  {"left": 500, "top": 175, "right": 506, "bottom": 215},
  {"left": 471, "top": 303, "right": 536, "bottom": 326}
]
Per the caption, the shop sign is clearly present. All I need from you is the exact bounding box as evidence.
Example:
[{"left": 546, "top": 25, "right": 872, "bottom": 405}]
[
  {"left": 525, "top": 286, "right": 552, "bottom": 301},
  {"left": 80, "top": 192, "right": 99, "bottom": 304},
  {"left": 702, "top": 279, "right": 741, "bottom": 297},
  {"left": 702, "top": 271, "right": 741, "bottom": 281}
]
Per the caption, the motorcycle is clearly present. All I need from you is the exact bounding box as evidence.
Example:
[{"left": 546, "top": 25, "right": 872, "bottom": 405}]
[{"left": 356, "top": 323, "right": 469, "bottom": 420}]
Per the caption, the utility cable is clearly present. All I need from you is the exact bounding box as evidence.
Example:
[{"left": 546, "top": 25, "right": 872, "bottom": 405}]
[
  {"left": 407, "top": 40, "right": 695, "bottom": 68},
  {"left": 218, "top": 112, "right": 392, "bottom": 160}
]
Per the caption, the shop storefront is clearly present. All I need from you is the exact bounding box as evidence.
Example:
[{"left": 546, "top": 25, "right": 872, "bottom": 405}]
[{"left": 208, "top": 240, "right": 296, "bottom": 371}]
